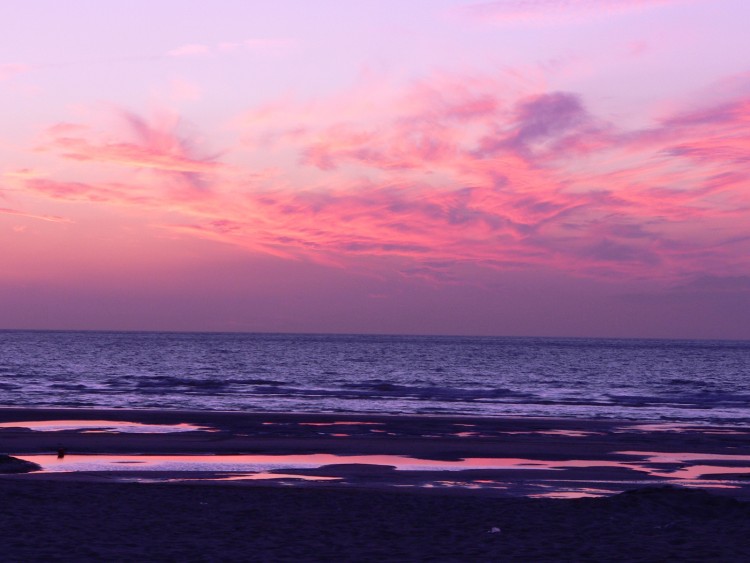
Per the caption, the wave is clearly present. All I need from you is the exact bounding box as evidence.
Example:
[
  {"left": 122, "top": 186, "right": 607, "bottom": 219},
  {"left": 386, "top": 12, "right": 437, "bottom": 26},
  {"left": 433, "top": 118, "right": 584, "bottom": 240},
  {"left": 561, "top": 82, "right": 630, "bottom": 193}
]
[{"left": 2, "top": 331, "right": 749, "bottom": 422}]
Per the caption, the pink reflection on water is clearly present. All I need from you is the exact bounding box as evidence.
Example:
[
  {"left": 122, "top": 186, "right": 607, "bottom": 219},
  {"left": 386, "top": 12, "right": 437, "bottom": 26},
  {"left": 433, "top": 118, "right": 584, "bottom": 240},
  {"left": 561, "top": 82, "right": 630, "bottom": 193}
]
[
  {"left": 531, "top": 490, "right": 608, "bottom": 499},
  {"left": 540, "top": 430, "right": 601, "bottom": 437},
  {"left": 298, "top": 422, "right": 384, "bottom": 427},
  {"left": 658, "top": 466, "right": 750, "bottom": 479},
  {"left": 500, "top": 430, "right": 600, "bottom": 437},
  {"left": 14, "top": 451, "right": 750, "bottom": 489},
  {"left": 8, "top": 453, "right": 657, "bottom": 479},
  {"left": 210, "top": 473, "right": 342, "bottom": 482},
  {"left": 0, "top": 420, "right": 211, "bottom": 433},
  {"left": 618, "top": 451, "right": 750, "bottom": 479},
  {"left": 16, "top": 453, "right": 564, "bottom": 473}
]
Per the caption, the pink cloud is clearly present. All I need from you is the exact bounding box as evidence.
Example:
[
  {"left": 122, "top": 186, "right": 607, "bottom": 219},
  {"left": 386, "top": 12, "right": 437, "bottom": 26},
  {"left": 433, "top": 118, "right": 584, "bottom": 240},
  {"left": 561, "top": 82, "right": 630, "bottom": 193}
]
[
  {"left": 39, "top": 111, "right": 222, "bottom": 175},
  {"left": 667, "top": 137, "right": 750, "bottom": 165},
  {"left": 0, "top": 63, "right": 30, "bottom": 80},
  {"left": 301, "top": 120, "right": 460, "bottom": 171},
  {"left": 227, "top": 79, "right": 750, "bottom": 281},
  {"left": 3, "top": 168, "right": 45, "bottom": 180},
  {"left": 25, "top": 178, "right": 155, "bottom": 205},
  {"left": 23, "top": 71, "right": 750, "bottom": 286},
  {"left": 0, "top": 206, "right": 71, "bottom": 223},
  {"left": 44, "top": 136, "right": 221, "bottom": 173},
  {"left": 663, "top": 98, "right": 750, "bottom": 127},
  {"left": 45, "top": 122, "right": 89, "bottom": 136}
]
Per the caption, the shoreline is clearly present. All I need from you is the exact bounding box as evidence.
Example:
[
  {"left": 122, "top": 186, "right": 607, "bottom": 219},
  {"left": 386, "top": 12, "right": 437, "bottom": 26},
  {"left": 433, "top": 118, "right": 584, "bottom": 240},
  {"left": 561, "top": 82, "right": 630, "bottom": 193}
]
[
  {"left": 3, "top": 399, "right": 748, "bottom": 428},
  {"left": 2, "top": 404, "right": 745, "bottom": 427},
  {"left": 3, "top": 407, "right": 750, "bottom": 559},
  {"left": 0, "top": 405, "right": 632, "bottom": 425},
  {"left": 2, "top": 407, "right": 750, "bottom": 500},
  {"left": 2, "top": 403, "right": 747, "bottom": 426}
]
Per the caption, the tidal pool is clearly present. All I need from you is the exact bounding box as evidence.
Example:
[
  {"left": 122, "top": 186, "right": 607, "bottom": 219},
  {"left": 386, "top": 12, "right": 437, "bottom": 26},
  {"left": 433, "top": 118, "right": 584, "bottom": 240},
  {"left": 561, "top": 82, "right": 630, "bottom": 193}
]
[{"left": 0, "top": 420, "right": 212, "bottom": 433}]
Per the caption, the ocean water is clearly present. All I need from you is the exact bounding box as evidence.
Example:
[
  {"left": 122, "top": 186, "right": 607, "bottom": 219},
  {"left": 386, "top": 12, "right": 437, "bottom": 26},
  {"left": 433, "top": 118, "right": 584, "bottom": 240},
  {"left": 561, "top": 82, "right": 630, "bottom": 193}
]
[{"left": 0, "top": 331, "right": 749, "bottom": 423}]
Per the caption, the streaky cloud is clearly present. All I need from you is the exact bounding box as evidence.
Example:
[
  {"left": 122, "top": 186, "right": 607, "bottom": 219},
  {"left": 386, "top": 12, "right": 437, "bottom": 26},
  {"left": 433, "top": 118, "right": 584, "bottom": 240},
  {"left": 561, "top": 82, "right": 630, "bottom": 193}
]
[
  {"left": 23, "top": 70, "right": 750, "bottom": 286},
  {"left": 0, "top": 206, "right": 71, "bottom": 223},
  {"left": 39, "top": 110, "right": 223, "bottom": 177}
]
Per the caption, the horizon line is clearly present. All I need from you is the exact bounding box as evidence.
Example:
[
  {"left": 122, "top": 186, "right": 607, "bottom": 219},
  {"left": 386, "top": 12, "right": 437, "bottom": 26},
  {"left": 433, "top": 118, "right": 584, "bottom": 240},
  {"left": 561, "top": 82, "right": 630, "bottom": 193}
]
[{"left": 0, "top": 327, "right": 747, "bottom": 344}]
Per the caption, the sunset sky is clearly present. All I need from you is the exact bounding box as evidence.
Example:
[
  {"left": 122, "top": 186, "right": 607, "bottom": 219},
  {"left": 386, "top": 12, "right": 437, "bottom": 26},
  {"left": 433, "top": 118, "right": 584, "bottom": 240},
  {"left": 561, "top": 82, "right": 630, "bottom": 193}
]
[{"left": 1, "top": 0, "right": 749, "bottom": 339}]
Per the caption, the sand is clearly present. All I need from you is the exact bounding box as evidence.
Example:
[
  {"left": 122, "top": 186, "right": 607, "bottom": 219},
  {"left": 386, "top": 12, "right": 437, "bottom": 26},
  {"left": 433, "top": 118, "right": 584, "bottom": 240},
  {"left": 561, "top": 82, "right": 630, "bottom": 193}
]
[
  {"left": 1, "top": 480, "right": 749, "bottom": 561},
  {"left": 2, "top": 408, "right": 750, "bottom": 561}
]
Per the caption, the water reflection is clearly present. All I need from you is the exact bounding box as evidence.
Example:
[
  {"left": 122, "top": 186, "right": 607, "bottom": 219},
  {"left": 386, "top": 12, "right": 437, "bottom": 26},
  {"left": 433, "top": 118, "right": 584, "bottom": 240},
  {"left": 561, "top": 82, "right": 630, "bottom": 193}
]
[
  {"left": 201, "top": 473, "right": 341, "bottom": 482},
  {"left": 12, "top": 450, "right": 750, "bottom": 497},
  {"left": 298, "top": 422, "right": 384, "bottom": 427},
  {"left": 17, "top": 453, "right": 559, "bottom": 472},
  {"left": 14, "top": 451, "right": 750, "bottom": 480},
  {"left": 499, "top": 430, "right": 601, "bottom": 437},
  {"left": 531, "top": 490, "right": 607, "bottom": 499},
  {"left": 0, "top": 420, "right": 212, "bottom": 433}
]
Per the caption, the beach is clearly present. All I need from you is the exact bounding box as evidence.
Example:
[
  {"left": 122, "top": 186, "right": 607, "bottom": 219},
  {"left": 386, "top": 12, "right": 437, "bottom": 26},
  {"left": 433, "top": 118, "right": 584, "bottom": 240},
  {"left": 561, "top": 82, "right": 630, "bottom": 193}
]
[
  {"left": 2, "top": 408, "right": 750, "bottom": 561},
  {"left": 2, "top": 479, "right": 749, "bottom": 561}
]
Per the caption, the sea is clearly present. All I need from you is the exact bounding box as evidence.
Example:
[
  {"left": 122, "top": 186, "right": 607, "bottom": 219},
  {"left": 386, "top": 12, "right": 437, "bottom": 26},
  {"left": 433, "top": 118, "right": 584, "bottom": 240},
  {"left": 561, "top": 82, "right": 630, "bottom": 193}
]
[{"left": 0, "top": 331, "right": 749, "bottom": 424}]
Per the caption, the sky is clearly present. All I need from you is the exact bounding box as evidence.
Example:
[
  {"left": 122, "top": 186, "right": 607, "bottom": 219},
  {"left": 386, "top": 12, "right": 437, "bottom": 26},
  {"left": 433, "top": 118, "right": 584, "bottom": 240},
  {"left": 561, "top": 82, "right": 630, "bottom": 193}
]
[{"left": 1, "top": 0, "right": 749, "bottom": 339}]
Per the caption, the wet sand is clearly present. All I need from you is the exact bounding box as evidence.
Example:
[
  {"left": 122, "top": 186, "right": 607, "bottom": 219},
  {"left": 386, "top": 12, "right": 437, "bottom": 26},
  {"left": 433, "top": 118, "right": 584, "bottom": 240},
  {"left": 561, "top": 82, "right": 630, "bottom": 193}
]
[
  {"left": 2, "top": 408, "right": 750, "bottom": 560},
  {"left": 2, "top": 479, "right": 750, "bottom": 561}
]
